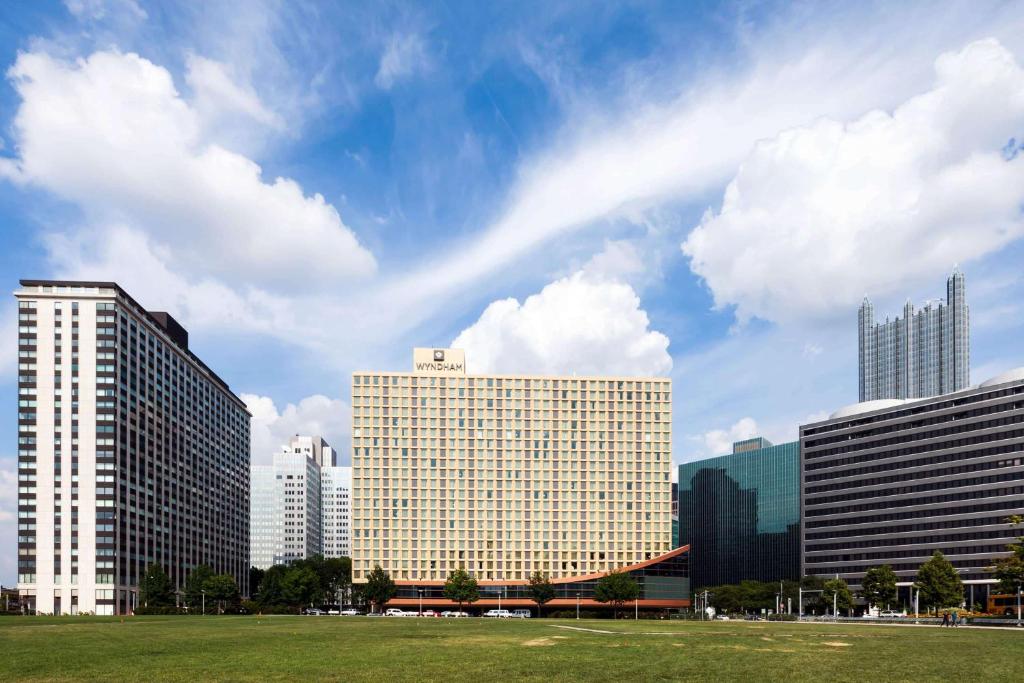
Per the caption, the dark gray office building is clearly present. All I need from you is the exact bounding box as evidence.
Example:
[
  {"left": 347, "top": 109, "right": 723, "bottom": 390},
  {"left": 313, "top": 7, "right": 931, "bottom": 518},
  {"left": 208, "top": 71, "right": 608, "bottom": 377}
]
[{"left": 801, "top": 368, "right": 1024, "bottom": 605}]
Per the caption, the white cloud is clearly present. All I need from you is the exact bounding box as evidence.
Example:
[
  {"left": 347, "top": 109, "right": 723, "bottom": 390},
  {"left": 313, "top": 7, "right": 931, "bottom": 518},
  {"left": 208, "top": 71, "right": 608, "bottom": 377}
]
[
  {"left": 1, "top": 49, "right": 376, "bottom": 290},
  {"left": 45, "top": 224, "right": 298, "bottom": 337},
  {"left": 184, "top": 53, "right": 285, "bottom": 133},
  {"left": 243, "top": 394, "right": 351, "bottom": 467},
  {"left": 696, "top": 417, "right": 761, "bottom": 459},
  {"left": 375, "top": 32, "right": 430, "bottom": 90},
  {"left": 581, "top": 239, "right": 646, "bottom": 283},
  {"left": 683, "top": 38, "right": 1024, "bottom": 324},
  {"left": 452, "top": 271, "right": 671, "bottom": 376},
  {"left": 0, "top": 307, "right": 16, "bottom": 379},
  {"left": 64, "top": 0, "right": 146, "bottom": 21}
]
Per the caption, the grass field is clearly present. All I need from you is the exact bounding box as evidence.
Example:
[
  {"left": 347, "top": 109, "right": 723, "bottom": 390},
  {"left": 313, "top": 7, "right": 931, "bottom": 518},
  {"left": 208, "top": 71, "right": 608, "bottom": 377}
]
[{"left": 1, "top": 615, "right": 1022, "bottom": 682}]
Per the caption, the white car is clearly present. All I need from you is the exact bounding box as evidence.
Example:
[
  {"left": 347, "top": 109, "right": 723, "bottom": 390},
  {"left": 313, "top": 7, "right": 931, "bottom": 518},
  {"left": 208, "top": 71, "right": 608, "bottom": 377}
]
[
  {"left": 441, "top": 611, "right": 469, "bottom": 618},
  {"left": 511, "top": 609, "right": 531, "bottom": 618},
  {"left": 483, "top": 609, "right": 512, "bottom": 618},
  {"left": 384, "top": 608, "right": 408, "bottom": 617},
  {"left": 878, "top": 610, "right": 905, "bottom": 618},
  {"left": 339, "top": 609, "right": 361, "bottom": 616}
]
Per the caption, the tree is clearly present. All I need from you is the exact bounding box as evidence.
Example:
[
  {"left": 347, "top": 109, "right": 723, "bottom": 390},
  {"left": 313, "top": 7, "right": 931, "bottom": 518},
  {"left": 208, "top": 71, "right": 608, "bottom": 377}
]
[
  {"left": 256, "top": 565, "right": 287, "bottom": 608},
  {"left": 915, "top": 551, "right": 963, "bottom": 615},
  {"left": 991, "top": 516, "right": 1024, "bottom": 607},
  {"left": 138, "top": 563, "right": 174, "bottom": 608},
  {"left": 184, "top": 564, "right": 215, "bottom": 611},
  {"left": 282, "top": 566, "right": 322, "bottom": 612},
  {"left": 443, "top": 568, "right": 480, "bottom": 614},
  {"left": 527, "top": 571, "right": 555, "bottom": 618},
  {"left": 363, "top": 565, "right": 397, "bottom": 614},
  {"left": 323, "top": 557, "right": 352, "bottom": 606},
  {"left": 861, "top": 565, "right": 898, "bottom": 610},
  {"left": 593, "top": 571, "right": 639, "bottom": 619},
  {"left": 822, "top": 578, "right": 854, "bottom": 616},
  {"left": 248, "top": 566, "right": 265, "bottom": 598},
  {"left": 205, "top": 574, "right": 240, "bottom": 614}
]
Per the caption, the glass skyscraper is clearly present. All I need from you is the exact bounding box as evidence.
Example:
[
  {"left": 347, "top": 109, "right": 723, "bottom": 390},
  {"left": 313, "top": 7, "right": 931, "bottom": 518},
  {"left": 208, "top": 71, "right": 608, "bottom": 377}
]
[
  {"left": 678, "top": 437, "right": 800, "bottom": 590},
  {"left": 858, "top": 268, "right": 969, "bottom": 401}
]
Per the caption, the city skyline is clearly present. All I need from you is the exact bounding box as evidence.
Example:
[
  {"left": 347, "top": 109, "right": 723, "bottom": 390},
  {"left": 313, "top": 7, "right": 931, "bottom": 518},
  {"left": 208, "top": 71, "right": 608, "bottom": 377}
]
[{"left": 2, "top": 1, "right": 1024, "bottom": 587}]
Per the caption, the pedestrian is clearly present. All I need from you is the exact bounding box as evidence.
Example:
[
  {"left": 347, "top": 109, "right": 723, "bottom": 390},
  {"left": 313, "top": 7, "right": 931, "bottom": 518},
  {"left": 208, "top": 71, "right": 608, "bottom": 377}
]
[
  {"left": 941, "top": 611, "right": 949, "bottom": 627},
  {"left": 952, "top": 610, "right": 959, "bottom": 628}
]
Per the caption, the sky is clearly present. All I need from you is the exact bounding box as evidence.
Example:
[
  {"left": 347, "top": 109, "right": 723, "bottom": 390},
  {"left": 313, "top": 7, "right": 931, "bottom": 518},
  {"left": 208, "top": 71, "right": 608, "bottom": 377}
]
[{"left": 1, "top": 0, "right": 1023, "bottom": 584}]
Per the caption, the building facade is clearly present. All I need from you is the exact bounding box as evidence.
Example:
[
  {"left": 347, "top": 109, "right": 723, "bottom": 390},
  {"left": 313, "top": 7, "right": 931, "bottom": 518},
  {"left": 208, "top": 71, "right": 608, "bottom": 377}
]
[
  {"left": 350, "top": 348, "right": 685, "bottom": 609},
  {"left": 249, "top": 438, "right": 326, "bottom": 569},
  {"left": 678, "top": 438, "right": 800, "bottom": 589},
  {"left": 801, "top": 368, "right": 1024, "bottom": 605},
  {"left": 858, "top": 268, "right": 969, "bottom": 402},
  {"left": 322, "top": 466, "right": 352, "bottom": 558},
  {"left": 15, "top": 281, "right": 250, "bottom": 615}
]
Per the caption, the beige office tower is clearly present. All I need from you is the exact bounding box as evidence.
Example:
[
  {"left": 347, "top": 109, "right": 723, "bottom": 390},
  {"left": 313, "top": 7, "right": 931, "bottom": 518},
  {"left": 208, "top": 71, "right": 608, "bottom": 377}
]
[{"left": 351, "top": 349, "right": 674, "bottom": 592}]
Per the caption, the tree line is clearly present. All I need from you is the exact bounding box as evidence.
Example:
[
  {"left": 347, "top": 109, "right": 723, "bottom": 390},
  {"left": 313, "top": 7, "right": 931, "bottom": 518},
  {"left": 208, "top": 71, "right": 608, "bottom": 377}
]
[{"left": 700, "top": 544, "right": 1024, "bottom": 616}]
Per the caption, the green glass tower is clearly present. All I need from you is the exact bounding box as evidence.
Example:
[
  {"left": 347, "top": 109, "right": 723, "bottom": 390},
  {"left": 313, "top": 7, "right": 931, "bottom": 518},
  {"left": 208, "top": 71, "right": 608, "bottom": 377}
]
[{"left": 678, "top": 437, "right": 800, "bottom": 590}]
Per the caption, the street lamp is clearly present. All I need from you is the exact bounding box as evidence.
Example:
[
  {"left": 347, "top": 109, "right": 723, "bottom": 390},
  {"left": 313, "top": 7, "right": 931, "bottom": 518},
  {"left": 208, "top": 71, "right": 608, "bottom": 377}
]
[
  {"left": 576, "top": 592, "right": 580, "bottom": 620},
  {"left": 1017, "top": 583, "right": 1021, "bottom": 627},
  {"left": 201, "top": 589, "right": 206, "bottom": 616},
  {"left": 418, "top": 589, "right": 423, "bottom": 617}
]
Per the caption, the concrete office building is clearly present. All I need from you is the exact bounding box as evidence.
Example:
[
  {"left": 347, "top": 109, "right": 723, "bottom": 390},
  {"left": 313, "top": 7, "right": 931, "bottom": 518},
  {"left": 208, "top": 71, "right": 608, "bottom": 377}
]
[
  {"left": 249, "top": 436, "right": 328, "bottom": 569},
  {"left": 15, "top": 281, "right": 250, "bottom": 615},
  {"left": 679, "top": 437, "right": 801, "bottom": 589},
  {"left": 351, "top": 348, "right": 688, "bottom": 611},
  {"left": 801, "top": 368, "right": 1024, "bottom": 605},
  {"left": 322, "top": 466, "right": 352, "bottom": 558},
  {"left": 858, "top": 268, "right": 969, "bottom": 402}
]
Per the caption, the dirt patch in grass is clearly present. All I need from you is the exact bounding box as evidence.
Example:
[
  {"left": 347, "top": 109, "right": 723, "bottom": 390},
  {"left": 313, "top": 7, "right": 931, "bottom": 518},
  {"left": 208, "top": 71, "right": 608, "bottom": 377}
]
[
  {"left": 823, "top": 642, "right": 851, "bottom": 647},
  {"left": 523, "top": 638, "right": 556, "bottom": 647}
]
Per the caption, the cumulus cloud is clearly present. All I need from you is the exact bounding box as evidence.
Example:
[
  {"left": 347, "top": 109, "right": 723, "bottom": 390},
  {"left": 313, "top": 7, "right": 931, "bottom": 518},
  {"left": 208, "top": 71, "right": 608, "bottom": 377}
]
[
  {"left": 683, "top": 38, "right": 1024, "bottom": 324},
  {"left": 452, "top": 271, "right": 671, "bottom": 376},
  {"left": 0, "top": 49, "right": 376, "bottom": 290},
  {"left": 375, "top": 32, "right": 430, "bottom": 90},
  {"left": 696, "top": 417, "right": 761, "bottom": 458},
  {"left": 243, "top": 394, "right": 351, "bottom": 466}
]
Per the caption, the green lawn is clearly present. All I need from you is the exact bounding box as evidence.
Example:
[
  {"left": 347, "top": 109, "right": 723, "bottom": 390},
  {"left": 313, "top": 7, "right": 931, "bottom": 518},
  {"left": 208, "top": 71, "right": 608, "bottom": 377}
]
[{"left": 1, "top": 615, "right": 1021, "bottom": 682}]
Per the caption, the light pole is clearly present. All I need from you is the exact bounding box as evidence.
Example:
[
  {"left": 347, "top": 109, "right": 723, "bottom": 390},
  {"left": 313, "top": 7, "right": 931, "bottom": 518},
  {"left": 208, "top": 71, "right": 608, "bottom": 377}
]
[
  {"left": 498, "top": 588, "right": 502, "bottom": 614},
  {"left": 1017, "top": 583, "right": 1021, "bottom": 627},
  {"left": 576, "top": 592, "right": 580, "bottom": 620},
  {"left": 201, "top": 589, "right": 206, "bottom": 616},
  {"left": 635, "top": 597, "right": 638, "bottom": 620},
  {"left": 418, "top": 589, "right": 423, "bottom": 617}
]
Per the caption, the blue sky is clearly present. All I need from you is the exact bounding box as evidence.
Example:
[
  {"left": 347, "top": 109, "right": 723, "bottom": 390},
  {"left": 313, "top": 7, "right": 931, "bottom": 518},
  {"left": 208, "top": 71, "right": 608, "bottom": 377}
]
[{"left": 1, "top": 0, "right": 1024, "bottom": 583}]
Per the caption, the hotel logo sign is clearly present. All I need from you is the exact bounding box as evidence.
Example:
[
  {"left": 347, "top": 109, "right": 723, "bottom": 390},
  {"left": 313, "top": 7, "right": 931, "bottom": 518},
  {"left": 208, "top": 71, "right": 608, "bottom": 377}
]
[{"left": 413, "top": 347, "right": 466, "bottom": 375}]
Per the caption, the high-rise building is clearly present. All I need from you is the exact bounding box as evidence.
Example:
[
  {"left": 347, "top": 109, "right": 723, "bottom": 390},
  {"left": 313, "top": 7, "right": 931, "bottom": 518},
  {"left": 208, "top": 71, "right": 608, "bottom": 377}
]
[
  {"left": 322, "top": 466, "right": 352, "bottom": 559},
  {"left": 249, "top": 436, "right": 326, "bottom": 569},
  {"left": 678, "top": 437, "right": 800, "bottom": 589},
  {"left": 858, "top": 268, "right": 969, "bottom": 401},
  {"left": 350, "top": 348, "right": 689, "bottom": 611},
  {"left": 801, "top": 368, "right": 1024, "bottom": 607},
  {"left": 15, "top": 281, "right": 250, "bottom": 615}
]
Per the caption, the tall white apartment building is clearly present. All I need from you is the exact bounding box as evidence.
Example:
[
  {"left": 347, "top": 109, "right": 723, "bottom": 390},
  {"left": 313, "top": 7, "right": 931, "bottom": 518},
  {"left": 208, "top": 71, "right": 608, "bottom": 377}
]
[
  {"left": 858, "top": 268, "right": 970, "bottom": 401},
  {"left": 322, "top": 466, "right": 352, "bottom": 558},
  {"left": 15, "top": 281, "right": 251, "bottom": 615},
  {"left": 351, "top": 348, "right": 673, "bottom": 584},
  {"left": 249, "top": 435, "right": 330, "bottom": 569}
]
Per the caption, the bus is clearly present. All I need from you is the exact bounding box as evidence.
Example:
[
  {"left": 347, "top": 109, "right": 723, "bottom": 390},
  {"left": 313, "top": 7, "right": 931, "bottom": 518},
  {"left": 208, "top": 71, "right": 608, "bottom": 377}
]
[{"left": 987, "top": 593, "right": 1022, "bottom": 616}]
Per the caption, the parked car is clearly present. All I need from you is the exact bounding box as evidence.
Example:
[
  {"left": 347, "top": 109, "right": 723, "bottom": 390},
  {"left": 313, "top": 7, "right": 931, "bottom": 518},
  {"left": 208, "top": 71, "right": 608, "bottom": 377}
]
[
  {"left": 339, "top": 609, "right": 361, "bottom": 616},
  {"left": 417, "top": 610, "right": 440, "bottom": 618},
  {"left": 483, "top": 609, "right": 512, "bottom": 618},
  {"left": 304, "top": 608, "right": 325, "bottom": 616},
  {"left": 365, "top": 612, "right": 383, "bottom": 617},
  {"left": 878, "top": 610, "right": 905, "bottom": 618},
  {"left": 716, "top": 615, "right": 731, "bottom": 621},
  {"left": 441, "top": 611, "right": 469, "bottom": 618},
  {"left": 384, "top": 608, "right": 407, "bottom": 617},
  {"left": 511, "top": 609, "right": 532, "bottom": 618}
]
